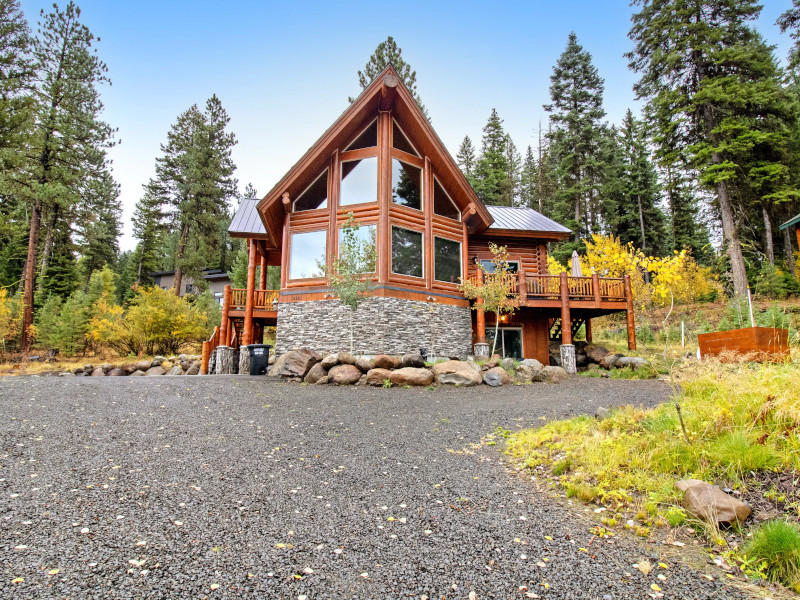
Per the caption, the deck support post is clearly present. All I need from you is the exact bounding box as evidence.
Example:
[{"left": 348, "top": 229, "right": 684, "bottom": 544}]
[
  {"left": 220, "top": 285, "right": 231, "bottom": 348},
  {"left": 585, "top": 319, "right": 593, "bottom": 343},
  {"left": 624, "top": 273, "right": 636, "bottom": 350},
  {"left": 476, "top": 269, "right": 486, "bottom": 344},
  {"left": 559, "top": 271, "right": 572, "bottom": 346},
  {"left": 243, "top": 239, "right": 257, "bottom": 347},
  {"left": 201, "top": 341, "right": 210, "bottom": 375},
  {"left": 215, "top": 346, "right": 237, "bottom": 375}
]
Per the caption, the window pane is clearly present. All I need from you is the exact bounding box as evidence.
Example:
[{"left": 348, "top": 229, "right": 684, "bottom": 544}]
[
  {"left": 338, "top": 224, "right": 377, "bottom": 273},
  {"left": 392, "top": 120, "right": 420, "bottom": 157},
  {"left": 433, "top": 178, "right": 460, "bottom": 220},
  {"left": 345, "top": 119, "right": 377, "bottom": 151},
  {"left": 391, "top": 159, "right": 422, "bottom": 210},
  {"left": 480, "top": 259, "right": 518, "bottom": 274},
  {"left": 340, "top": 157, "right": 377, "bottom": 206},
  {"left": 391, "top": 226, "right": 423, "bottom": 278},
  {"left": 289, "top": 230, "right": 327, "bottom": 279},
  {"left": 434, "top": 237, "right": 461, "bottom": 283},
  {"left": 293, "top": 169, "right": 328, "bottom": 212}
]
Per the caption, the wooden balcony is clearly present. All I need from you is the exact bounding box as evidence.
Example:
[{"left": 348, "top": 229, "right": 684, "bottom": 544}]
[{"left": 229, "top": 288, "right": 279, "bottom": 312}]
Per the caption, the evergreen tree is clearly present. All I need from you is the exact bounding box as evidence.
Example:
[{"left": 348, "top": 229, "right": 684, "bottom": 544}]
[
  {"left": 17, "top": 1, "right": 116, "bottom": 353},
  {"left": 131, "top": 187, "right": 167, "bottom": 287},
  {"left": 778, "top": 1, "right": 800, "bottom": 67},
  {"left": 504, "top": 134, "right": 522, "bottom": 206},
  {"left": 627, "top": 0, "right": 790, "bottom": 296},
  {"left": 350, "top": 36, "right": 427, "bottom": 118},
  {"left": 520, "top": 146, "right": 537, "bottom": 210},
  {"left": 472, "top": 109, "right": 512, "bottom": 205},
  {"left": 456, "top": 136, "right": 476, "bottom": 183},
  {"left": 544, "top": 32, "right": 606, "bottom": 242},
  {"left": 75, "top": 167, "right": 121, "bottom": 279}
]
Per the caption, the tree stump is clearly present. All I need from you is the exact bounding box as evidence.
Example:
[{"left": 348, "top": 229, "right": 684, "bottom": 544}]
[
  {"left": 215, "top": 346, "right": 237, "bottom": 375},
  {"left": 239, "top": 347, "right": 251, "bottom": 375},
  {"left": 560, "top": 344, "right": 576, "bottom": 375},
  {"left": 473, "top": 343, "right": 490, "bottom": 359}
]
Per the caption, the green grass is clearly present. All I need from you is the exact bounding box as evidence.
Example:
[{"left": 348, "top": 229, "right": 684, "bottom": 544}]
[{"left": 744, "top": 520, "right": 800, "bottom": 591}]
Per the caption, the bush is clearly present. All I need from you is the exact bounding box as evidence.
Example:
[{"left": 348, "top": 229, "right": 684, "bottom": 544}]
[
  {"left": 754, "top": 263, "right": 800, "bottom": 300},
  {"left": 744, "top": 520, "right": 800, "bottom": 591},
  {"left": 0, "top": 288, "right": 23, "bottom": 353}
]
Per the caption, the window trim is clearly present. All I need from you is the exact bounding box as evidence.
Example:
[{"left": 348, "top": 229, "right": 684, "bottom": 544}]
[
  {"left": 288, "top": 228, "right": 328, "bottom": 281},
  {"left": 339, "top": 156, "right": 379, "bottom": 208},
  {"left": 344, "top": 118, "right": 378, "bottom": 152},
  {"left": 390, "top": 157, "right": 424, "bottom": 213},
  {"left": 337, "top": 223, "right": 378, "bottom": 274},
  {"left": 433, "top": 235, "right": 462, "bottom": 284},
  {"left": 392, "top": 119, "right": 420, "bottom": 157},
  {"left": 292, "top": 168, "right": 329, "bottom": 213},
  {"left": 390, "top": 225, "right": 425, "bottom": 279},
  {"left": 432, "top": 176, "right": 461, "bottom": 221}
]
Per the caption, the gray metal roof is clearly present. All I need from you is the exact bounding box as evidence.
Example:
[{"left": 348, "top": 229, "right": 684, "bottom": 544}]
[
  {"left": 485, "top": 205, "right": 571, "bottom": 234},
  {"left": 229, "top": 198, "right": 266, "bottom": 236},
  {"left": 779, "top": 213, "right": 800, "bottom": 231}
]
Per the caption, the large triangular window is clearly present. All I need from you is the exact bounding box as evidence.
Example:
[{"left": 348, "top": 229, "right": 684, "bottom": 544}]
[
  {"left": 392, "top": 120, "right": 420, "bottom": 157},
  {"left": 345, "top": 119, "right": 378, "bottom": 151},
  {"left": 433, "top": 177, "right": 460, "bottom": 221},
  {"left": 293, "top": 169, "right": 328, "bottom": 212}
]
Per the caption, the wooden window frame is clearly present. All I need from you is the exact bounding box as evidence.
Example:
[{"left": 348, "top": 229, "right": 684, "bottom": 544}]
[
  {"left": 432, "top": 235, "right": 462, "bottom": 284},
  {"left": 287, "top": 227, "right": 328, "bottom": 283},
  {"left": 392, "top": 118, "right": 421, "bottom": 158},
  {"left": 432, "top": 175, "right": 460, "bottom": 222},
  {"left": 292, "top": 168, "right": 329, "bottom": 213},
  {"left": 390, "top": 224, "right": 425, "bottom": 280}
]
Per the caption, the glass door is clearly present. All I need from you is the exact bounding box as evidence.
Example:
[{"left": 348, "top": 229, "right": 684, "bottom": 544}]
[{"left": 485, "top": 327, "right": 523, "bottom": 359}]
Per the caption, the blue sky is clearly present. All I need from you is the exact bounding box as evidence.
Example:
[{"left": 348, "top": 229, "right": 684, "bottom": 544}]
[{"left": 19, "top": 0, "right": 795, "bottom": 251}]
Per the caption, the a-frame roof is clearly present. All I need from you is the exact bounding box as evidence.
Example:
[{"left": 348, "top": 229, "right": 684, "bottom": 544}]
[{"left": 255, "top": 65, "right": 494, "bottom": 247}]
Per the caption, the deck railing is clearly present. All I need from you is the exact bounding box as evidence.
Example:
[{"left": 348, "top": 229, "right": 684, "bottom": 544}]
[
  {"left": 229, "top": 288, "right": 279, "bottom": 311},
  {"left": 468, "top": 273, "right": 627, "bottom": 302}
]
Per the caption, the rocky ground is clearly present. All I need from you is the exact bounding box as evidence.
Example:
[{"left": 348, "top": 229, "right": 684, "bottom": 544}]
[{"left": 0, "top": 375, "right": 750, "bottom": 599}]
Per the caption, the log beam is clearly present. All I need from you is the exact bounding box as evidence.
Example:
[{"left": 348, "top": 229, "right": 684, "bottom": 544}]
[{"left": 243, "top": 239, "right": 257, "bottom": 346}]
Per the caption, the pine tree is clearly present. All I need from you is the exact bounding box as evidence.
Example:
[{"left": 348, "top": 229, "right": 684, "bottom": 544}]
[
  {"left": 472, "top": 109, "right": 512, "bottom": 205},
  {"left": 456, "top": 136, "right": 476, "bottom": 182},
  {"left": 504, "top": 135, "right": 522, "bottom": 206},
  {"left": 131, "top": 187, "right": 166, "bottom": 287},
  {"left": 76, "top": 167, "right": 121, "bottom": 280},
  {"left": 544, "top": 32, "right": 606, "bottom": 242},
  {"left": 18, "top": 2, "right": 116, "bottom": 353},
  {"left": 519, "top": 146, "right": 537, "bottom": 210},
  {"left": 349, "top": 36, "right": 427, "bottom": 118},
  {"left": 627, "top": 0, "right": 788, "bottom": 296}
]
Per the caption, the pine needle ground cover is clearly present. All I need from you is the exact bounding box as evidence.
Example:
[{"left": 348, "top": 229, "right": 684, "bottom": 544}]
[{"left": 506, "top": 361, "right": 800, "bottom": 589}]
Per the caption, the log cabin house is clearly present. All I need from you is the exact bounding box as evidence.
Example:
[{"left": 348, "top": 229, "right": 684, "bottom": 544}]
[{"left": 201, "top": 66, "right": 636, "bottom": 373}]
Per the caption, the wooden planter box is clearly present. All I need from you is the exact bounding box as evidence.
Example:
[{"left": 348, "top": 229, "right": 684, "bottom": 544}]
[{"left": 698, "top": 327, "right": 790, "bottom": 362}]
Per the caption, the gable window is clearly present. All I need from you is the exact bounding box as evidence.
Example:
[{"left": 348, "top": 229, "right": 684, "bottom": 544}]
[
  {"left": 391, "top": 226, "right": 423, "bottom": 278},
  {"left": 338, "top": 224, "right": 377, "bottom": 273},
  {"left": 392, "top": 120, "right": 420, "bottom": 157},
  {"left": 289, "top": 229, "right": 327, "bottom": 280},
  {"left": 434, "top": 237, "right": 461, "bottom": 283},
  {"left": 433, "top": 177, "right": 460, "bottom": 220},
  {"left": 391, "top": 159, "right": 422, "bottom": 210},
  {"left": 345, "top": 119, "right": 378, "bottom": 151},
  {"left": 293, "top": 169, "right": 328, "bottom": 212},
  {"left": 340, "top": 157, "right": 378, "bottom": 206}
]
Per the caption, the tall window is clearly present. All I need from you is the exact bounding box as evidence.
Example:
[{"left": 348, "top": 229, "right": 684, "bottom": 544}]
[
  {"left": 391, "top": 159, "right": 422, "bottom": 210},
  {"left": 391, "top": 226, "right": 423, "bottom": 278},
  {"left": 434, "top": 237, "right": 461, "bottom": 283},
  {"left": 289, "top": 230, "right": 327, "bottom": 280},
  {"left": 338, "top": 224, "right": 377, "bottom": 273},
  {"left": 293, "top": 169, "right": 328, "bottom": 212},
  {"left": 340, "top": 157, "right": 378, "bottom": 206}
]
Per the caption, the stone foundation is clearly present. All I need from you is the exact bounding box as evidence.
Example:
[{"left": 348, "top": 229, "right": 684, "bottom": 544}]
[{"left": 276, "top": 297, "right": 472, "bottom": 359}]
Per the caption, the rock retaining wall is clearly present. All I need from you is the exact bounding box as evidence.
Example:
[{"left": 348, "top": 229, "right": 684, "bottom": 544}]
[{"left": 276, "top": 297, "right": 472, "bottom": 359}]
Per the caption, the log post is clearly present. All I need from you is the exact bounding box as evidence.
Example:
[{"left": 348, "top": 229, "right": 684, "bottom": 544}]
[
  {"left": 592, "top": 272, "right": 601, "bottom": 307},
  {"left": 259, "top": 254, "right": 267, "bottom": 290},
  {"left": 243, "top": 239, "right": 257, "bottom": 346},
  {"left": 201, "top": 341, "right": 210, "bottom": 375},
  {"left": 586, "top": 319, "right": 593, "bottom": 343},
  {"left": 220, "top": 285, "right": 231, "bottom": 347},
  {"left": 624, "top": 273, "right": 636, "bottom": 350},
  {"left": 559, "top": 271, "right": 572, "bottom": 346},
  {"left": 215, "top": 346, "right": 237, "bottom": 375},
  {"left": 476, "top": 269, "right": 486, "bottom": 343}
]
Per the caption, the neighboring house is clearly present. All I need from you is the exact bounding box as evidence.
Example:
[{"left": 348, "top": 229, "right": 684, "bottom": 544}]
[
  {"left": 206, "top": 65, "right": 636, "bottom": 370},
  {"left": 151, "top": 268, "right": 231, "bottom": 305}
]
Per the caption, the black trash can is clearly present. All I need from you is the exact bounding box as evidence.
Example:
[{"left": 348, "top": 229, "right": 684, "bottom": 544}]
[{"left": 248, "top": 344, "right": 271, "bottom": 375}]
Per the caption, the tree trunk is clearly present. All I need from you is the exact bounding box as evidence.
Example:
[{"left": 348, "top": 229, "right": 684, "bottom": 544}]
[
  {"left": 784, "top": 226, "right": 796, "bottom": 276},
  {"left": 491, "top": 313, "right": 501, "bottom": 357},
  {"left": 20, "top": 201, "right": 42, "bottom": 355},
  {"left": 637, "top": 194, "right": 647, "bottom": 253},
  {"left": 37, "top": 206, "right": 59, "bottom": 293},
  {"left": 215, "top": 345, "right": 236, "bottom": 374},
  {"left": 761, "top": 205, "right": 774, "bottom": 266},
  {"left": 173, "top": 222, "right": 189, "bottom": 296},
  {"left": 238, "top": 346, "right": 251, "bottom": 375}
]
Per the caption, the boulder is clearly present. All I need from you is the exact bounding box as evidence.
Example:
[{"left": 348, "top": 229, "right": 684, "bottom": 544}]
[
  {"left": 515, "top": 364, "right": 542, "bottom": 382},
  {"left": 120, "top": 363, "right": 137, "bottom": 374},
  {"left": 390, "top": 367, "right": 434, "bottom": 386},
  {"left": 484, "top": 354, "right": 501, "bottom": 369},
  {"left": 315, "top": 376, "right": 329, "bottom": 385},
  {"left": 101, "top": 363, "right": 112, "bottom": 374},
  {"left": 365, "top": 368, "right": 393, "bottom": 386},
  {"left": 107, "top": 368, "right": 126, "bottom": 377},
  {"left": 337, "top": 352, "right": 356, "bottom": 365},
  {"left": 520, "top": 358, "right": 543, "bottom": 370},
  {"left": 432, "top": 360, "right": 482, "bottom": 387},
  {"left": 178, "top": 354, "right": 188, "bottom": 363},
  {"left": 160, "top": 360, "right": 174, "bottom": 372},
  {"left": 279, "top": 349, "right": 321, "bottom": 378},
  {"left": 167, "top": 356, "right": 177, "bottom": 362},
  {"left": 328, "top": 364, "right": 362, "bottom": 385},
  {"left": 304, "top": 363, "right": 328, "bottom": 384},
  {"left": 268, "top": 352, "right": 289, "bottom": 376},
  {"left": 167, "top": 366, "right": 184, "bottom": 376},
  {"left": 484, "top": 366, "right": 511, "bottom": 387},
  {"left": 373, "top": 354, "right": 401, "bottom": 370},
  {"left": 185, "top": 363, "right": 200, "bottom": 376},
  {"left": 401, "top": 353, "right": 426, "bottom": 368},
  {"left": 71, "top": 367, "right": 84, "bottom": 375},
  {"left": 533, "top": 366, "right": 569, "bottom": 383},
  {"left": 355, "top": 357, "right": 373, "bottom": 373},
  {"left": 83, "top": 363, "right": 93, "bottom": 372},
  {"left": 135, "top": 360, "right": 153, "bottom": 371},
  {"left": 320, "top": 354, "right": 339, "bottom": 369},
  {"left": 499, "top": 357, "right": 516, "bottom": 371},
  {"left": 152, "top": 356, "right": 165, "bottom": 366},
  {"left": 676, "top": 479, "right": 751, "bottom": 525},
  {"left": 180, "top": 360, "right": 191, "bottom": 371},
  {"left": 585, "top": 345, "right": 610, "bottom": 363},
  {"left": 599, "top": 353, "right": 624, "bottom": 370},
  {"left": 130, "top": 370, "right": 146, "bottom": 376},
  {"left": 145, "top": 366, "right": 166, "bottom": 376},
  {"left": 60, "top": 372, "right": 75, "bottom": 377},
  {"left": 595, "top": 406, "right": 611, "bottom": 419},
  {"left": 91, "top": 368, "right": 105, "bottom": 377},
  {"left": 615, "top": 356, "right": 649, "bottom": 369}
]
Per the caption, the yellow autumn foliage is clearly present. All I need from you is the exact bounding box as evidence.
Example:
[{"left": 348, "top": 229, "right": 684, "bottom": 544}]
[{"left": 0, "top": 289, "right": 24, "bottom": 353}]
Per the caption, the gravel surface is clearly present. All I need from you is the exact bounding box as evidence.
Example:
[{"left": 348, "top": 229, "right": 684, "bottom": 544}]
[{"left": 0, "top": 375, "right": 747, "bottom": 599}]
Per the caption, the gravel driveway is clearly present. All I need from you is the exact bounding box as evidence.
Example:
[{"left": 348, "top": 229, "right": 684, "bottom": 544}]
[{"left": 0, "top": 376, "right": 746, "bottom": 599}]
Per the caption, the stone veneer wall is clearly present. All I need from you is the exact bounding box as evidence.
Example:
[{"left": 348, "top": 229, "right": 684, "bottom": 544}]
[{"left": 276, "top": 297, "right": 472, "bottom": 359}]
